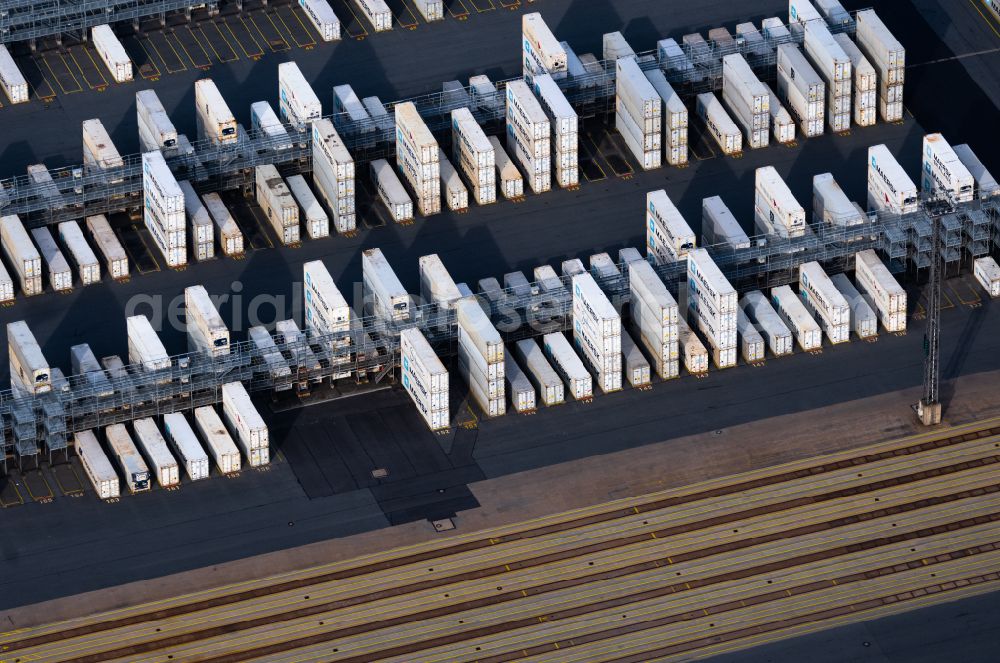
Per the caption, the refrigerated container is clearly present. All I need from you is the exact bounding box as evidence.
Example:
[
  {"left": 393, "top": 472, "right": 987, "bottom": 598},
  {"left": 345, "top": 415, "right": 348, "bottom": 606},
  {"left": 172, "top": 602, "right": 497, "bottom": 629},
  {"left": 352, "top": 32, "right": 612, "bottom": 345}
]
[
  {"left": 620, "top": 330, "right": 651, "bottom": 387},
  {"left": 251, "top": 101, "right": 292, "bottom": 150},
  {"left": 30, "top": 227, "right": 72, "bottom": 292},
  {"left": 256, "top": 165, "right": 300, "bottom": 245},
  {"left": 132, "top": 418, "right": 180, "bottom": 488},
  {"left": 413, "top": 0, "right": 443, "bottom": 21},
  {"left": 515, "top": 338, "right": 564, "bottom": 406},
  {"left": 542, "top": 332, "right": 592, "bottom": 400},
  {"left": 311, "top": 118, "right": 357, "bottom": 233},
  {"left": 276, "top": 319, "right": 323, "bottom": 380},
  {"left": 771, "top": 284, "right": 822, "bottom": 350},
  {"left": 400, "top": 327, "right": 449, "bottom": 431},
  {"left": 362, "top": 248, "right": 410, "bottom": 321},
  {"left": 372, "top": 159, "right": 414, "bottom": 223},
  {"left": 572, "top": 272, "right": 622, "bottom": 393},
  {"left": 333, "top": 84, "right": 370, "bottom": 125},
  {"left": 420, "top": 253, "right": 462, "bottom": 309},
  {"left": 91, "top": 25, "right": 133, "bottom": 82},
  {"left": 194, "top": 406, "right": 242, "bottom": 474},
  {"left": 814, "top": 0, "right": 852, "bottom": 26},
  {"left": 953, "top": 144, "right": 1000, "bottom": 199},
  {"left": 831, "top": 272, "right": 879, "bottom": 338},
  {"left": 127, "top": 315, "right": 171, "bottom": 371},
  {"left": 75, "top": 430, "right": 119, "bottom": 499},
  {"left": 106, "top": 424, "right": 151, "bottom": 493},
  {"left": 303, "top": 259, "right": 350, "bottom": 341},
  {"left": 298, "top": 0, "right": 341, "bottom": 42},
  {"left": 438, "top": 149, "right": 469, "bottom": 211},
  {"left": 646, "top": 189, "right": 696, "bottom": 263},
  {"left": 353, "top": 0, "right": 391, "bottom": 32},
  {"left": 452, "top": 107, "right": 496, "bottom": 205},
  {"left": 278, "top": 61, "right": 323, "bottom": 129},
  {"left": 163, "top": 413, "right": 210, "bottom": 480},
  {"left": 395, "top": 101, "right": 442, "bottom": 214},
  {"left": 222, "top": 381, "right": 270, "bottom": 466},
  {"left": 643, "top": 68, "right": 688, "bottom": 165},
  {"left": 868, "top": 144, "right": 918, "bottom": 214},
  {"left": 522, "top": 13, "right": 567, "bottom": 82},
  {"left": 619, "top": 247, "right": 644, "bottom": 265},
  {"left": 287, "top": 174, "right": 330, "bottom": 239},
  {"left": 8, "top": 320, "right": 51, "bottom": 395},
  {"left": 82, "top": 119, "right": 125, "bottom": 172},
  {"left": 833, "top": 33, "right": 877, "bottom": 127},
  {"left": 603, "top": 31, "right": 635, "bottom": 61},
  {"left": 974, "top": 257, "right": 1000, "bottom": 298},
  {"left": 1, "top": 214, "right": 42, "bottom": 296},
  {"left": 799, "top": 261, "right": 851, "bottom": 341},
  {"left": 855, "top": 249, "right": 907, "bottom": 332},
  {"left": 741, "top": 290, "right": 793, "bottom": 356},
  {"left": 138, "top": 90, "right": 180, "bottom": 151},
  {"left": 657, "top": 38, "right": 695, "bottom": 79},
  {"left": 813, "top": 172, "right": 864, "bottom": 229},
  {"left": 921, "top": 133, "right": 974, "bottom": 203},
  {"left": 677, "top": 316, "right": 708, "bottom": 375},
  {"left": 179, "top": 180, "right": 215, "bottom": 260},
  {"left": 855, "top": 10, "right": 906, "bottom": 75},
  {"left": 58, "top": 221, "right": 101, "bottom": 284},
  {"left": 504, "top": 351, "right": 536, "bottom": 413},
  {"left": 721, "top": 54, "right": 770, "bottom": 149},
  {"left": 0, "top": 45, "right": 29, "bottom": 104},
  {"left": 203, "top": 193, "right": 244, "bottom": 256},
  {"left": 736, "top": 308, "right": 766, "bottom": 363},
  {"left": 561, "top": 258, "right": 586, "bottom": 277},
  {"left": 506, "top": 80, "right": 552, "bottom": 193},
  {"left": 696, "top": 93, "right": 742, "bottom": 154},
  {"left": 86, "top": 214, "right": 129, "bottom": 279},
  {"left": 776, "top": 44, "right": 825, "bottom": 137},
  {"left": 71, "top": 343, "right": 114, "bottom": 397},
  {"left": 489, "top": 136, "right": 523, "bottom": 199},
  {"left": 142, "top": 150, "right": 186, "bottom": 267},
  {"left": 185, "top": 285, "right": 230, "bottom": 356},
  {"left": 195, "top": 79, "right": 238, "bottom": 144},
  {"left": 754, "top": 166, "right": 806, "bottom": 238},
  {"left": 764, "top": 83, "right": 796, "bottom": 144},
  {"left": 702, "top": 196, "right": 750, "bottom": 250},
  {"left": 249, "top": 326, "right": 292, "bottom": 390}
]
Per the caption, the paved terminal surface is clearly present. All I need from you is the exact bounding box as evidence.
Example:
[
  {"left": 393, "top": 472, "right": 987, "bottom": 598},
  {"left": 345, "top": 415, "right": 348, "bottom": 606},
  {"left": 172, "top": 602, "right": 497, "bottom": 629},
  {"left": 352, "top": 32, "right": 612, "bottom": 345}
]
[{"left": 3, "top": 417, "right": 1000, "bottom": 661}]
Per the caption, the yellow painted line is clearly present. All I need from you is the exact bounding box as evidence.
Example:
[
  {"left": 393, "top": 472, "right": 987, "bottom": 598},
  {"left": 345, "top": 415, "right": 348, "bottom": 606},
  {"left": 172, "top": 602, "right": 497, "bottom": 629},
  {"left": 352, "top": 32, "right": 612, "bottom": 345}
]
[
  {"left": 145, "top": 34, "right": 186, "bottom": 74},
  {"left": 468, "top": 0, "right": 495, "bottom": 12},
  {"left": 41, "top": 53, "right": 81, "bottom": 95},
  {"left": 969, "top": 0, "right": 1000, "bottom": 39},
  {"left": 79, "top": 46, "right": 110, "bottom": 89},
  {"left": 128, "top": 225, "right": 162, "bottom": 274},
  {"left": 28, "top": 57, "right": 57, "bottom": 99},
  {"left": 447, "top": 0, "right": 470, "bottom": 18},
  {"left": 246, "top": 13, "right": 284, "bottom": 53},
  {"left": 280, "top": 7, "right": 317, "bottom": 48},
  {"left": 338, "top": 0, "right": 370, "bottom": 38},
  {"left": 132, "top": 38, "right": 163, "bottom": 79},
  {"left": 177, "top": 28, "right": 212, "bottom": 68},
  {"left": 261, "top": 11, "right": 293, "bottom": 51},
  {"left": 205, "top": 22, "right": 240, "bottom": 62},
  {"left": 391, "top": 1, "right": 419, "bottom": 28},
  {"left": 224, "top": 18, "right": 263, "bottom": 58}
]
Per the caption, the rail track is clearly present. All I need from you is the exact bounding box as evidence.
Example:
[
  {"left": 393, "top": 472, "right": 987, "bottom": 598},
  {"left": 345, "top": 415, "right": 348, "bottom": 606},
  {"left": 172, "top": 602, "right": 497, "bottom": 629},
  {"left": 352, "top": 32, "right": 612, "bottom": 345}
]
[{"left": 4, "top": 419, "right": 1000, "bottom": 662}]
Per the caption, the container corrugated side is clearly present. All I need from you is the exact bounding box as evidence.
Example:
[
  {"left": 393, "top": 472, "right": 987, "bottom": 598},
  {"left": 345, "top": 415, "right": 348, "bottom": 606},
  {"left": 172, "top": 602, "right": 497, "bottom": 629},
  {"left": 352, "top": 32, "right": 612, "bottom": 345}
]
[
  {"left": 133, "top": 418, "right": 180, "bottom": 487},
  {"left": 75, "top": 430, "right": 119, "bottom": 499},
  {"left": 222, "top": 381, "right": 269, "bottom": 461},
  {"left": 163, "top": 412, "right": 210, "bottom": 480},
  {"left": 107, "top": 423, "right": 151, "bottom": 493},
  {"left": 830, "top": 272, "right": 879, "bottom": 338},
  {"left": 771, "top": 284, "right": 823, "bottom": 350},
  {"left": 741, "top": 290, "right": 794, "bottom": 355},
  {"left": 514, "top": 338, "right": 564, "bottom": 406},
  {"left": 86, "top": 214, "right": 129, "bottom": 279},
  {"left": 504, "top": 351, "right": 536, "bottom": 413},
  {"left": 542, "top": 332, "right": 592, "bottom": 400},
  {"left": 194, "top": 406, "right": 242, "bottom": 474},
  {"left": 0, "top": 45, "right": 29, "bottom": 104},
  {"left": 30, "top": 227, "right": 72, "bottom": 292}
]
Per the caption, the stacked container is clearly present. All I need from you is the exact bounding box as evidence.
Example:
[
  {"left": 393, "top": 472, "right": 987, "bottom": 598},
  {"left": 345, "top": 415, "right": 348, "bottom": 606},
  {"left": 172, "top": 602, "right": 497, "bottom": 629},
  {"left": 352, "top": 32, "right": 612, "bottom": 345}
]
[
  {"left": 788, "top": 0, "right": 823, "bottom": 34},
  {"left": 312, "top": 119, "right": 356, "bottom": 234},
  {"left": 736, "top": 308, "right": 766, "bottom": 363},
  {"left": 628, "top": 259, "right": 679, "bottom": 379},
  {"left": 777, "top": 44, "right": 825, "bottom": 137},
  {"left": 185, "top": 285, "right": 230, "bottom": 357},
  {"left": 333, "top": 84, "right": 371, "bottom": 129},
  {"left": 91, "top": 25, "right": 133, "bottom": 83},
  {"left": 372, "top": 159, "right": 414, "bottom": 223},
  {"left": 194, "top": 406, "right": 242, "bottom": 474},
  {"left": 419, "top": 253, "right": 462, "bottom": 309},
  {"left": 86, "top": 215, "right": 128, "bottom": 280},
  {"left": 489, "top": 136, "right": 524, "bottom": 199},
  {"left": 764, "top": 83, "right": 796, "bottom": 144},
  {"left": 532, "top": 74, "right": 578, "bottom": 188},
  {"left": 30, "top": 227, "right": 72, "bottom": 292},
  {"left": 438, "top": 149, "right": 469, "bottom": 211},
  {"left": 522, "top": 13, "right": 568, "bottom": 84},
  {"left": 676, "top": 316, "right": 709, "bottom": 375},
  {"left": 799, "top": 261, "right": 851, "bottom": 344},
  {"left": 572, "top": 273, "right": 622, "bottom": 393},
  {"left": 0, "top": 215, "right": 42, "bottom": 296},
  {"left": 506, "top": 80, "right": 552, "bottom": 193},
  {"left": 163, "top": 413, "right": 210, "bottom": 480},
  {"left": 287, "top": 174, "right": 329, "bottom": 239},
  {"left": 868, "top": 144, "right": 918, "bottom": 214},
  {"left": 127, "top": 315, "right": 170, "bottom": 372},
  {"left": 132, "top": 418, "right": 180, "bottom": 488},
  {"left": 0, "top": 45, "right": 29, "bottom": 104},
  {"left": 452, "top": 108, "right": 496, "bottom": 205},
  {"left": 179, "top": 180, "right": 215, "bottom": 261},
  {"left": 644, "top": 69, "right": 688, "bottom": 166},
  {"left": 833, "top": 34, "right": 877, "bottom": 127},
  {"left": 855, "top": 249, "right": 906, "bottom": 332},
  {"left": 456, "top": 298, "right": 506, "bottom": 417},
  {"left": 771, "top": 284, "right": 823, "bottom": 350},
  {"left": 722, "top": 54, "right": 770, "bottom": 149},
  {"left": 754, "top": 166, "right": 806, "bottom": 238},
  {"left": 395, "top": 102, "right": 441, "bottom": 215},
  {"left": 504, "top": 351, "right": 536, "bottom": 413},
  {"left": 137, "top": 91, "right": 177, "bottom": 152},
  {"left": 514, "top": 338, "right": 564, "bottom": 406},
  {"left": 922, "top": 133, "right": 974, "bottom": 203},
  {"left": 973, "top": 257, "right": 1000, "bottom": 298},
  {"left": 741, "top": 290, "right": 794, "bottom": 356},
  {"left": 616, "top": 57, "right": 661, "bottom": 170},
  {"left": 830, "top": 273, "right": 879, "bottom": 339},
  {"left": 255, "top": 165, "right": 300, "bottom": 245},
  {"left": 195, "top": 79, "right": 237, "bottom": 145},
  {"left": 542, "top": 332, "right": 592, "bottom": 400},
  {"left": 695, "top": 93, "right": 742, "bottom": 155},
  {"left": 803, "top": 22, "right": 852, "bottom": 132},
  {"left": 362, "top": 248, "right": 409, "bottom": 322},
  {"left": 303, "top": 260, "right": 351, "bottom": 372},
  {"left": 855, "top": 10, "right": 905, "bottom": 122},
  {"left": 142, "top": 150, "right": 186, "bottom": 267},
  {"left": 82, "top": 119, "right": 125, "bottom": 174},
  {"left": 702, "top": 196, "right": 751, "bottom": 250},
  {"left": 203, "top": 193, "right": 244, "bottom": 256},
  {"left": 646, "top": 189, "right": 696, "bottom": 264},
  {"left": 687, "top": 248, "right": 738, "bottom": 368},
  {"left": 400, "top": 327, "right": 449, "bottom": 431},
  {"left": 222, "top": 381, "right": 270, "bottom": 467}
]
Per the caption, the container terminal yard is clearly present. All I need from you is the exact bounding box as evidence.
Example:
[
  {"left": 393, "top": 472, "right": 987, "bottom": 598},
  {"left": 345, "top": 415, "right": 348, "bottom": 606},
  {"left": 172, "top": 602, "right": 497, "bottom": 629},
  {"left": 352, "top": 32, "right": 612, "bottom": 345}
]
[{"left": 2, "top": 0, "right": 1000, "bottom": 660}]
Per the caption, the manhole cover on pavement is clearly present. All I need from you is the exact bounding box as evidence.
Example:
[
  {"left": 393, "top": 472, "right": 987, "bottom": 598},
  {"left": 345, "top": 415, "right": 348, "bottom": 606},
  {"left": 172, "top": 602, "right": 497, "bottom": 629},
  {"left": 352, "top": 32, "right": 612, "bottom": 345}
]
[{"left": 432, "top": 518, "right": 455, "bottom": 532}]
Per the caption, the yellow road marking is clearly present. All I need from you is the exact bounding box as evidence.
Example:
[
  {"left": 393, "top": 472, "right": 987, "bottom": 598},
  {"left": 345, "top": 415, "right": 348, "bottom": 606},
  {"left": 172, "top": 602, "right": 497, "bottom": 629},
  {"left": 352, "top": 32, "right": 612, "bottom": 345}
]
[
  {"left": 969, "top": 0, "right": 1000, "bottom": 39},
  {"left": 77, "top": 46, "right": 110, "bottom": 89},
  {"left": 205, "top": 22, "right": 240, "bottom": 62}
]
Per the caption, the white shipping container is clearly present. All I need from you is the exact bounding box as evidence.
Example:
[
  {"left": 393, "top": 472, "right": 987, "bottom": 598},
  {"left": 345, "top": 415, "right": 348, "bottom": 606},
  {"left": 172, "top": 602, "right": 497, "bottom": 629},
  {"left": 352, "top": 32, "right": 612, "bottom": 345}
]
[
  {"left": 603, "top": 31, "right": 635, "bottom": 61},
  {"left": 856, "top": 10, "right": 905, "bottom": 72},
  {"left": 30, "top": 227, "right": 72, "bottom": 292},
  {"left": 8, "top": 320, "right": 51, "bottom": 395},
  {"left": 504, "top": 351, "right": 536, "bottom": 413},
  {"left": 185, "top": 285, "right": 230, "bottom": 356},
  {"left": 771, "top": 285, "right": 823, "bottom": 350},
  {"left": 75, "top": 430, "right": 119, "bottom": 499},
  {"left": 372, "top": 159, "right": 414, "bottom": 223},
  {"left": 132, "top": 418, "right": 180, "bottom": 488},
  {"left": 137, "top": 90, "right": 178, "bottom": 150},
  {"left": 127, "top": 315, "right": 170, "bottom": 371},
  {"left": 522, "top": 13, "right": 568, "bottom": 81},
  {"left": 353, "top": 0, "right": 391, "bottom": 32},
  {"left": 1, "top": 214, "right": 43, "bottom": 296},
  {"left": 0, "top": 45, "right": 29, "bottom": 104},
  {"left": 799, "top": 261, "right": 850, "bottom": 327},
  {"left": 278, "top": 61, "right": 323, "bottom": 130},
  {"left": 420, "top": 253, "right": 462, "bottom": 309},
  {"left": 620, "top": 330, "right": 651, "bottom": 387},
  {"left": 777, "top": 44, "right": 826, "bottom": 136},
  {"left": 974, "top": 257, "right": 1000, "bottom": 298},
  {"left": 438, "top": 150, "right": 469, "bottom": 211},
  {"left": 804, "top": 21, "right": 852, "bottom": 84},
  {"left": 736, "top": 308, "right": 766, "bottom": 363},
  {"left": 400, "top": 327, "right": 449, "bottom": 431},
  {"left": 616, "top": 57, "right": 660, "bottom": 122},
  {"left": 646, "top": 189, "right": 696, "bottom": 264},
  {"left": 412, "top": 0, "right": 443, "bottom": 21},
  {"left": 0, "top": 260, "right": 13, "bottom": 303},
  {"left": 194, "top": 406, "right": 242, "bottom": 474},
  {"left": 542, "top": 332, "right": 592, "bottom": 400},
  {"left": 687, "top": 248, "right": 738, "bottom": 316},
  {"left": 696, "top": 93, "right": 742, "bottom": 154},
  {"left": 106, "top": 424, "right": 151, "bottom": 493},
  {"left": 222, "top": 381, "right": 269, "bottom": 460},
  {"left": 85, "top": 215, "right": 128, "bottom": 280},
  {"left": 249, "top": 326, "right": 293, "bottom": 389},
  {"left": 362, "top": 248, "right": 410, "bottom": 322},
  {"left": 855, "top": 249, "right": 906, "bottom": 331},
  {"left": 91, "top": 25, "right": 133, "bottom": 82},
  {"left": 202, "top": 193, "right": 244, "bottom": 256},
  {"left": 195, "top": 79, "right": 238, "bottom": 144},
  {"left": 179, "top": 180, "right": 215, "bottom": 246},
  {"left": 255, "top": 165, "right": 300, "bottom": 245},
  {"left": 677, "top": 316, "right": 709, "bottom": 374},
  {"left": 490, "top": 136, "right": 524, "bottom": 199},
  {"left": 142, "top": 150, "right": 184, "bottom": 217},
  {"left": 702, "top": 196, "right": 751, "bottom": 250},
  {"left": 82, "top": 119, "right": 125, "bottom": 171},
  {"left": 286, "top": 175, "right": 329, "bottom": 239},
  {"left": 163, "top": 413, "right": 210, "bottom": 480},
  {"left": 831, "top": 273, "right": 879, "bottom": 338},
  {"left": 764, "top": 84, "right": 797, "bottom": 144},
  {"left": 868, "top": 144, "right": 918, "bottom": 214},
  {"left": 813, "top": 173, "right": 865, "bottom": 228},
  {"left": 922, "top": 133, "right": 974, "bottom": 203},
  {"left": 456, "top": 297, "right": 504, "bottom": 363},
  {"left": 952, "top": 144, "right": 1000, "bottom": 199},
  {"left": 742, "top": 290, "right": 794, "bottom": 355},
  {"left": 788, "top": 0, "right": 823, "bottom": 24},
  {"left": 298, "top": 0, "right": 341, "bottom": 42},
  {"left": 723, "top": 54, "right": 770, "bottom": 113},
  {"left": 333, "top": 84, "right": 370, "bottom": 126},
  {"left": 629, "top": 260, "right": 679, "bottom": 327},
  {"left": 755, "top": 166, "right": 806, "bottom": 238},
  {"left": 251, "top": 101, "right": 292, "bottom": 149},
  {"left": 57, "top": 221, "right": 101, "bottom": 285},
  {"left": 515, "top": 338, "right": 564, "bottom": 406}
]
